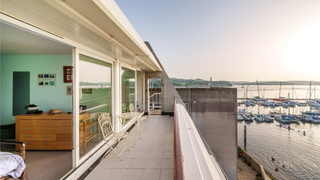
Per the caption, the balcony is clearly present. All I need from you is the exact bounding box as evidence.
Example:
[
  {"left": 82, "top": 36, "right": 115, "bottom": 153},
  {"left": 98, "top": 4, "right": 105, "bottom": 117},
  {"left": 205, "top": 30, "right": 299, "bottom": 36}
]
[
  {"left": 84, "top": 115, "right": 174, "bottom": 180},
  {"left": 84, "top": 102, "right": 227, "bottom": 180}
]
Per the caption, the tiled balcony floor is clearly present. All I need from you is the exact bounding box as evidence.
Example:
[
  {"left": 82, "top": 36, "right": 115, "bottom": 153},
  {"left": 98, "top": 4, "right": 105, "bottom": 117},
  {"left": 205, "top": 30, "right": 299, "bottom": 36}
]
[{"left": 85, "top": 115, "right": 174, "bottom": 180}]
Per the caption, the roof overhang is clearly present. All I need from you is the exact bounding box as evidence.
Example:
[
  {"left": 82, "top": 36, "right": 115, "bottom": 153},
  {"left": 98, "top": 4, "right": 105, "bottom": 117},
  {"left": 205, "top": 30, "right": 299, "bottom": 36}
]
[{"left": 0, "top": 0, "right": 162, "bottom": 72}]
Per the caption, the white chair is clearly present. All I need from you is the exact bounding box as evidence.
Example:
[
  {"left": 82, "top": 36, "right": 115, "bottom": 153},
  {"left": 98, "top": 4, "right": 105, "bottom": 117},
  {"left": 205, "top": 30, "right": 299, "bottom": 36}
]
[
  {"left": 98, "top": 113, "right": 130, "bottom": 161},
  {"left": 133, "top": 112, "right": 147, "bottom": 147},
  {"left": 129, "top": 103, "right": 135, "bottom": 113}
]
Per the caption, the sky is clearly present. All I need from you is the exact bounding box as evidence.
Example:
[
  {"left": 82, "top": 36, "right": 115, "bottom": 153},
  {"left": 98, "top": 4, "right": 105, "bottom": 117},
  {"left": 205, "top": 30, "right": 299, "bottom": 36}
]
[{"left": 115, "top": 0, "right": 320, "bottom": 82}]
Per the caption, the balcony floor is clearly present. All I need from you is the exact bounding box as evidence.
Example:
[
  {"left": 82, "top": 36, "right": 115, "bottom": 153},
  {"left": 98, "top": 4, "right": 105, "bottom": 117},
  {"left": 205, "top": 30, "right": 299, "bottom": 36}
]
[{"left": 85, "top": 115, "right": 174, "bottom": 180}]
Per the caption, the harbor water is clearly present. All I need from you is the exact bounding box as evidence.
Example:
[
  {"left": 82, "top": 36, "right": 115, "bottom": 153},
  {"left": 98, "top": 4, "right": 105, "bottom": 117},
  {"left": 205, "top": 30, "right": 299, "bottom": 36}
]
[{"left": 236, "top": 85, "right": 320, "bottom": 180}]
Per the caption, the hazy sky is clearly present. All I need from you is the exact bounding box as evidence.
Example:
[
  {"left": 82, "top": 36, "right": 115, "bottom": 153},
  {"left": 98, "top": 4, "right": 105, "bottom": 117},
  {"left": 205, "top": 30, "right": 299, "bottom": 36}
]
[{"left": 115, "top": 0, "right": 320, "bottom": 82}]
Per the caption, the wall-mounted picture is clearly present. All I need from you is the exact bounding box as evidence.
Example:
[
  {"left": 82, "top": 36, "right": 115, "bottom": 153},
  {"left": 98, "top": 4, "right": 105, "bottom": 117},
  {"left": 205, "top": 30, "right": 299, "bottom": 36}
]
[
  {"left": 66, "top": 86, "right": 72, "bottom": 95},
  {"left": 82, "top": 88, "right": 92, "bottom": 94},
  {"left": 38, "top": 73, "right": 55, "bottom": 86},
  {"left": 63, "top": 66, "right": 73, "bottom": 83}
]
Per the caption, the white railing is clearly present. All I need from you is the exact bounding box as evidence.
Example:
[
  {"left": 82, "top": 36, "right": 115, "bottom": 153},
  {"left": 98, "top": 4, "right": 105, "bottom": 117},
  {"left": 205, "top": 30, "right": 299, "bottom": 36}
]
[
  {"left": 175, "top": 103, "right": 227, "bottom": 180},
  {"left": 149, "top": 93, "right": 161, "bottom": 109}
]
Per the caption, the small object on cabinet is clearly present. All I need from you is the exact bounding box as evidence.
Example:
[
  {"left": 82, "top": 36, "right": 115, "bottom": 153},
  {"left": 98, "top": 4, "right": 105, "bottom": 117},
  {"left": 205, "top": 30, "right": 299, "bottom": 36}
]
[{"left": 48, "top": 109, "right": 62, "bottom": 115}]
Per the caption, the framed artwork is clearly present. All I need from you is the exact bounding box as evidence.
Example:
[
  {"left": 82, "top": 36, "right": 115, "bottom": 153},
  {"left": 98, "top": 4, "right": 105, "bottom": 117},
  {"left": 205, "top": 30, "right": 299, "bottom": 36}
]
[
  {"left": 66, "top": 86, "right": 72, "bottom": 95},
  {"left": 38, "top": 73, "right": 55, "bottom": 86},
  {"left": 63, "top": 66, "right": 73, "bottom": 83},
  {"left": 82, "top": 88, "right": 92, "bottom": 94}
]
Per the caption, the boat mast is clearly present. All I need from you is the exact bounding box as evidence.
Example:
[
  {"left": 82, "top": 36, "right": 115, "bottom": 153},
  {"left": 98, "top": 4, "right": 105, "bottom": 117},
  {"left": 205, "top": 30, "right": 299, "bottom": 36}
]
[
  {"left": 292, "top": 86, "right": 294, "bottom": 99},
  {"left": 246, "top": 86, "right": 248, "bottom": 99},
  {"left": 310, "top": 81, "right": 312, "bottom": 100},
  {"left": 256, "top": 79, "right": 260, "bottom": 98},
  {"left": 279, "top": 82, "right": 281, "bottom": 98},
  {"left": 314, "top": 85, "right": 316, "bottom": 99}
]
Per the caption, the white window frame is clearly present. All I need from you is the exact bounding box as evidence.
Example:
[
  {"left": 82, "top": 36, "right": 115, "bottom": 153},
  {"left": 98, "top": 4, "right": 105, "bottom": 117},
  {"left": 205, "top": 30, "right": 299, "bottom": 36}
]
[
  {"left": 74, "top": 48, "right": 115, "bottom": 166},
  {"left": 119, "top": 63, "right": 138, "bottom": 130}
]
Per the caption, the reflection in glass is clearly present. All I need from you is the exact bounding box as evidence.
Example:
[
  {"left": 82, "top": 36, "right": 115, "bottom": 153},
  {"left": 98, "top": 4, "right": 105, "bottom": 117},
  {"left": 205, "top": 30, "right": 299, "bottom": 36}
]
[
  {"left": 79, "top": 54, "right": 112, "bottom": 158},
  {"left": 121, "top": 67, "right": 135, "bottom": 125}
]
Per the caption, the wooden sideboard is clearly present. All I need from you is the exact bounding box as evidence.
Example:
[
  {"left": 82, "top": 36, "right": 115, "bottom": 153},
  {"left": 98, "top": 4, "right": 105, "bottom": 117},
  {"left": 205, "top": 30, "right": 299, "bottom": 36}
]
[{"left": 16, "top": 113, "right": 72, "bottom": 150}]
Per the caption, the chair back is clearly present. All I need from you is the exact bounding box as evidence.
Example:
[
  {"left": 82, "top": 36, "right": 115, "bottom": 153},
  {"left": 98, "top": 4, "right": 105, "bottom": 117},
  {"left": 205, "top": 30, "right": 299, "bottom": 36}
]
[
  {"left": 129, "top": 103, "right": 134, "bottom": 113},
  {"left": 98, "top": 113, "right": 113, "bottom": 139}
]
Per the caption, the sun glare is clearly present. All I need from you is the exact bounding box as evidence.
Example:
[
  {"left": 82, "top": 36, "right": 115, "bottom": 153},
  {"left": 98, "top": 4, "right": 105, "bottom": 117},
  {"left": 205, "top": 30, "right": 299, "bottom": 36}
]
[{"left": 281, "top": 21, "right": 320, "bottom": 79}]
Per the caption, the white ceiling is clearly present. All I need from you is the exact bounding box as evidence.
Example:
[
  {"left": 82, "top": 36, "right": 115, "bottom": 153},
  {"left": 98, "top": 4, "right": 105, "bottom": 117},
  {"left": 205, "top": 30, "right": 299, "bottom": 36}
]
[{"left": 0, "top": 22, "right": 72, "bottom": 55}]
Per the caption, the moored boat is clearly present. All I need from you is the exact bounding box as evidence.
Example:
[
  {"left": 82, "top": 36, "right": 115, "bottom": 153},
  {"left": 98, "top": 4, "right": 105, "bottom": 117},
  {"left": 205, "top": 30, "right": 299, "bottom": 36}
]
[
  {"left": 270, "top": 97, "right": 287, "bottom": 102},
  {"left": 262, "top": 114, "right": 274, "bottom": 122},
  {"left": 282, "top": 115, "right": 299, "bottom": 124},
  {"left": 254, "top": 114, "right": 264, "bottom": 122},
  {"left": 242, "top": 114, "right": 253, "bottom": 122},
  {"left": 274, "top": 114, "right": 291, "bottom": 123},
  {"left": 300, "top": 114, "right": 319, "bottom": 123},
  {"left": 297, "top": 102, "right": 308, "bottom": 106}
]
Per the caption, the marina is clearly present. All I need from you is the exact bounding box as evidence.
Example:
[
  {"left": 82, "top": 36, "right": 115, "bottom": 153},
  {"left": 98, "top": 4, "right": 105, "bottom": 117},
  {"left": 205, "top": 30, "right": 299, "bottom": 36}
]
[{"left": 236, "top": 85, "right": 320, "bottom": 179}]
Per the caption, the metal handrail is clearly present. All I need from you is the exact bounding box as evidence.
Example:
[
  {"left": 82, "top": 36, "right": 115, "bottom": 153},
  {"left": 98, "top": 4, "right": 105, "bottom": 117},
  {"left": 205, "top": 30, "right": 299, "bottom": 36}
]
[{"left": 149, "top": 93, "right": 161, "bottom": 98}]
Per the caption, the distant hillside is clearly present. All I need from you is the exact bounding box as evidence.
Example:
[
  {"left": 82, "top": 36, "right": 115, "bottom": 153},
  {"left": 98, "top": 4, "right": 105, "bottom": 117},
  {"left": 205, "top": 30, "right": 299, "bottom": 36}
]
[
  {"left": 170, "top": 78, "right": 232, "bottom": 87},
  {"left": 230, "top": 81, "right": 320, "bottom": 85}
]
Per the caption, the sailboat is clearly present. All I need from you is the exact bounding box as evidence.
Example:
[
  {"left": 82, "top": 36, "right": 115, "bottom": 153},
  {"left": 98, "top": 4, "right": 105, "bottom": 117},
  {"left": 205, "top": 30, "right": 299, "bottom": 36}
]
[
  {"left": 253, "top": 80, "right": 267, "bottom": 102},
  {"left": 271, "top": 82, "right": 287, "bottom": 102}
]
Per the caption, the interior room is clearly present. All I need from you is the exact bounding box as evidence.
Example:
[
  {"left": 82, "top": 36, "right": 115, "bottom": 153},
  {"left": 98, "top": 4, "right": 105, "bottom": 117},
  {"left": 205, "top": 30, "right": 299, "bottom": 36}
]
[{"left": 0, "top": 22, "right": 73, "bottom": 180}]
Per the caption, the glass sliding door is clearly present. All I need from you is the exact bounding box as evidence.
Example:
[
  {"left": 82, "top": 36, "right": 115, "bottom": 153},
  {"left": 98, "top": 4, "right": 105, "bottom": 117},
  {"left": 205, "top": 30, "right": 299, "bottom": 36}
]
[
  {"left": 78, "top": 54, "right": 112, "bottom": 158},
  {"left": 121, "top": 67, "right": 136, "bottom": 125}
]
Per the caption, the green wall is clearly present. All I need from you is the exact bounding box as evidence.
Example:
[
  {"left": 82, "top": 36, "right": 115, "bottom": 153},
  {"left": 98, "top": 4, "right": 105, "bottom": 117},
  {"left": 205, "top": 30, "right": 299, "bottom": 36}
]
[{"left": 1, "top": 55, "right": 72, "bottom": 125}]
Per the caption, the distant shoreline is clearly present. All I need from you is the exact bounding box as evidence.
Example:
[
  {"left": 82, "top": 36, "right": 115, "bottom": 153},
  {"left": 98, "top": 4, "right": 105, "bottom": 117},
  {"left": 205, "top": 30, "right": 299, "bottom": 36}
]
[
  {"left": 230, "top": 81, "right": 320, "bottom": 86},
  {"left": 170, "top": 78, "right": 320, "bottom": 86}
]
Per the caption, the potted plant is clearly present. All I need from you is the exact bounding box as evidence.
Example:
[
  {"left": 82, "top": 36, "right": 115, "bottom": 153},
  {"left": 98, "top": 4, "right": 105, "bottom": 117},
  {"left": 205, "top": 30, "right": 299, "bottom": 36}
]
[{"left": 238, "top": 147, "right": 243, "bottom": 157}]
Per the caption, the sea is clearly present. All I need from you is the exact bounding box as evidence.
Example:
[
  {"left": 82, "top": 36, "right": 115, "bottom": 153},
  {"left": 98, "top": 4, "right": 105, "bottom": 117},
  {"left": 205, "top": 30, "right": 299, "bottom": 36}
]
[{"left": 235, "top": 85, "right": 320, "bottom": 180}]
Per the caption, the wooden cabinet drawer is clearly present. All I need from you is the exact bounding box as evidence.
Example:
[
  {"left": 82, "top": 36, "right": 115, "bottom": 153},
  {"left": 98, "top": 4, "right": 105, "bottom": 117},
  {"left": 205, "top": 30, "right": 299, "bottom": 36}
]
[
  {"left": 39, "top": 142, "right": 56, "bottom": 150},
  {"left": 34, "top": 120, "right": 56, "bottom": 127},
  {"left": 20, "top": 120, "right": 56, "bottom": 127},
  {"left": 57, "top": 134, "right": 72, "bottom": 141},
  {"left": 20, "top": 127, "right": 56, "bottom": 134},
  {"left": 57, "top": 120, "right": 72, "bottom": 127},
  {"left": 24, "top": 142, "right": 40, "bottom": 149},
  {"left": 25, "top": 142, "right": 56, "bottom": 150},
  {"left": 37, "top": 134, "right": 56, "bottom": 141},
  {"left": 20, "top": 134, "right": 37, "bottom": 141},
  {"left": 56, "top": 127, "right": 72, "bottom": 134},
  {"left": 20, "top": 120, "right": 35, "bottom": 127},
  {"left": 20, "top": 134, "right": 56, "bottom": 141},
  {"left": 20, "top": 127, "right": 36, "bottom": 134},
  {"left": 56, "top": 141, "right": 72, "bottom": 150}
]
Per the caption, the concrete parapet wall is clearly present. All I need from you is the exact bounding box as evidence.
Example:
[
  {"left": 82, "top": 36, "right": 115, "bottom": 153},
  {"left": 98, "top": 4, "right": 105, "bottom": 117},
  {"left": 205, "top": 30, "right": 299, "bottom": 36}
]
[
  {"left": 177, "top": 87, "right": 237, "bottom": 180},
  {"left": 238, "top": 146, "right": 267, "bottom": 180},
  {"left": 238, "top": 145, "right": 289, "bottom": 180}
]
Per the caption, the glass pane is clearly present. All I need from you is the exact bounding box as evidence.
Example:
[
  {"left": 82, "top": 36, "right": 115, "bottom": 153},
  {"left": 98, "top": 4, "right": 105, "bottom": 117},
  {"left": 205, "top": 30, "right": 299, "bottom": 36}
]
[
  {"left": 79, "top": 54, "right": 112, "bottom": 158},
  {"left": 121, "top": 67, "right": 135, "bottom": 125}
]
